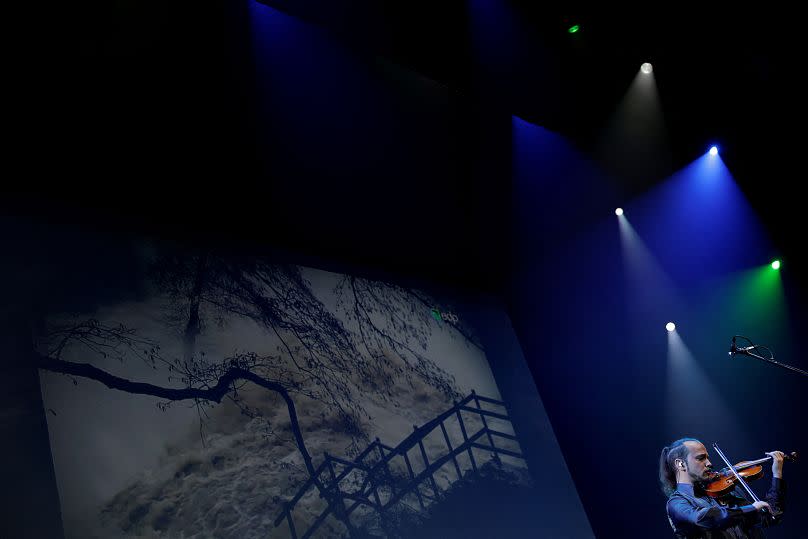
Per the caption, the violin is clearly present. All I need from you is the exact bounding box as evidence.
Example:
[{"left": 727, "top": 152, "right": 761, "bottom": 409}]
[{"left": 703, "top": 451, "right": 798, "bottom": 499}]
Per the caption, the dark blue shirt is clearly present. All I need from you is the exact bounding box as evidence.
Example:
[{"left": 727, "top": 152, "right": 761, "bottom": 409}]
[{"left": 666, "top": 478, "right": 786, "bottom": 538}]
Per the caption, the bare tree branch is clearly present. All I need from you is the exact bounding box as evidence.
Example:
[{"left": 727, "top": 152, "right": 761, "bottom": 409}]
[{"left": 34, "top": 351, "right": 317, "bottom": 475}]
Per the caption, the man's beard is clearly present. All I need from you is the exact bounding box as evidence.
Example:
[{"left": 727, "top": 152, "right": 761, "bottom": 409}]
[{"left": 693, "top": 471, "right": 715, "bottom": 491}]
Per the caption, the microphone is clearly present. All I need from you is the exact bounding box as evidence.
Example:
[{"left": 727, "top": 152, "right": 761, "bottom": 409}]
[
  {"left": 728, "top": 338, "right": 754, "bottom": 356},
  {"left": 726, "top": 336, "right": 808, "bottom": 377}
]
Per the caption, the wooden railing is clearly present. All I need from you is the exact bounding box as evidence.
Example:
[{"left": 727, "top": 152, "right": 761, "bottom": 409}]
[{"left": 273, "top": 391, "right": 524, "bottom": 538}]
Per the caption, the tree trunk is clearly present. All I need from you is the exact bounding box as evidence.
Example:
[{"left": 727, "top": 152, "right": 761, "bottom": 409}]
[{"left": 183, "top": 252, "right": 209, "bottom": 359}]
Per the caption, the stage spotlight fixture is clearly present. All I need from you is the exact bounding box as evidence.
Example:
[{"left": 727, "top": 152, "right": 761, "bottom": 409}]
[
  {"left": 641, "top": 62, "right": 653, "bottom": 74},
  {"left": 772, "top": 260, "right": 781, "bottom": 270},
  {"left": 666, "top": 322, "right": 676, "bottom": 332},
  {"left": 568, "top": 25, "right": 580, "bottom": 34},
  {"left": 709, "top": 146, "right": 719, "bottom": 156},
  {"left": 615, "top": 207, "right": 624, "bottom": 216}
]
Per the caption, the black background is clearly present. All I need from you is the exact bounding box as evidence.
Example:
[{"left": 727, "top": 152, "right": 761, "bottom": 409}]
[
  {"left": 12, "top": 2, "right": 807, "bottom": 297},
  {"left": 6, "top": 2, "right": 807, "bottom": 537}
]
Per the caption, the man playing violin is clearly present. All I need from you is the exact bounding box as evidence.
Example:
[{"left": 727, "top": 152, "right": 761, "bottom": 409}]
[{"left": 659, "top": 438, "right": 786, "bottom": 538}]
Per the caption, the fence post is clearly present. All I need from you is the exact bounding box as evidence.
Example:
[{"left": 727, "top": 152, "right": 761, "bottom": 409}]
[
  {"left": 376, "top": 437, "right": 396, "bottom": 498},
  {"left": 402, "top": 451, "right": 425, "bottom": 510},
  {"left": 439, "top": 421, "right": 463, "bottom": 480},
  {"left": 360, "top": 446, "right": 384, "bottom": 513},
  {"left": 286, "top": 511, "right": 298, "bottom": 539},
  {"left": 415, "top": 425, "right": 440, "bottom": 500},
  {"left": 324, "top": 453, "right": 354, "bottom": 538},
  {"left": 373, "top": 438, "right": 394, "bottom": 535},
  {"left": 325, "top": 453, "right": 337, "bottom": 489},
  {"left": 454, "top": 400, "right": 477, "bottom": 472},
  {"left": 473, "top": 390, "right": 500, "bottom": 464}
]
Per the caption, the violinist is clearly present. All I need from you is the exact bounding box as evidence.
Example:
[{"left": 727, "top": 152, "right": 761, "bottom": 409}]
[{"left": 659, "top": 438, "right": 786, "bottom": 538}]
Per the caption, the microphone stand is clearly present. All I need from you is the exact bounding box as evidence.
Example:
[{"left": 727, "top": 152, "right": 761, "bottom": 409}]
[
  {"left": 730, "top": 337, "right": 808, "bottom": 378},
  {"left": 742, "top": 349, "right": 808, "bottom": 377}
]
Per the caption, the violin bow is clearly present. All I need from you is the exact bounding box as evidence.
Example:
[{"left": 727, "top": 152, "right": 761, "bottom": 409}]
[{"left": 712, "top": 442, "right": 778, "bottom": 523}]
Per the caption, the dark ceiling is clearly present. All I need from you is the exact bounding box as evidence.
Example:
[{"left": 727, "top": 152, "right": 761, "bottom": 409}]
[
  {"left": 11, "top": 1, "right": 807, "bottom": 295},
  {"left": 253, "top": 1, "right": 807, "bottom": 265},
  {"left": 252, "top": 4, "right": 799, "bottom": 149}
]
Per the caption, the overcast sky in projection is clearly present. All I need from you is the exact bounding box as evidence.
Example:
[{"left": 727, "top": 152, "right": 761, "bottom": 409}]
[{"left": 39, "top": 263, "right": 502, "bottom": 533}]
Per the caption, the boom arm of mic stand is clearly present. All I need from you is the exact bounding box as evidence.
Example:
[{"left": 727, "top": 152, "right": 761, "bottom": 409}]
[{"left": 740, "top": 349, "right": 808, "bottom": 378}]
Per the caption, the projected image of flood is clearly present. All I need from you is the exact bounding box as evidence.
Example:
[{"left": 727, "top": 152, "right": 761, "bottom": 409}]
[{"left": 37, "top": 241, "right": 530, "bottom": 538}]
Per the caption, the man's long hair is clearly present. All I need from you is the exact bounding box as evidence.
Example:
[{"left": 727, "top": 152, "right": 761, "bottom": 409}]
[{"left": 659, "top": 438, "right": 700, "bottom": 497}]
